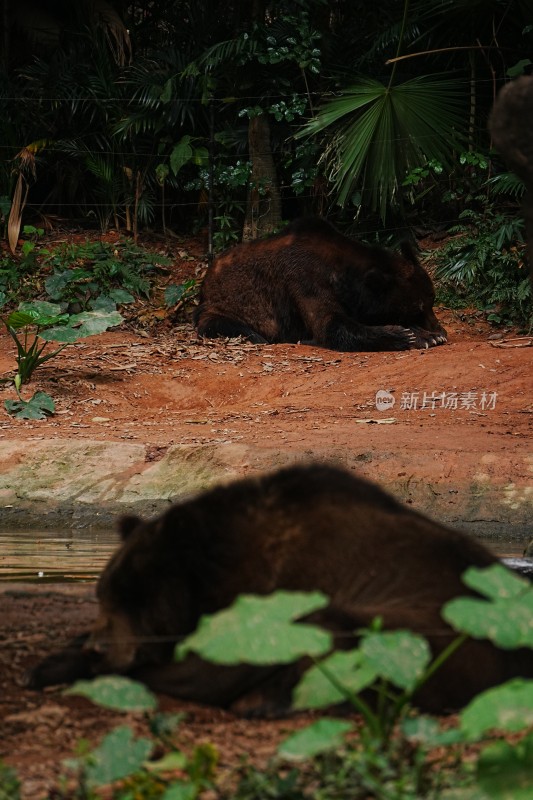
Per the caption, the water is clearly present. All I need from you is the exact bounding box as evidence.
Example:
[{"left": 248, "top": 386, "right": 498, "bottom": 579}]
[
  {"left": 0, "top": 529, "right": 117, "bottom": 583},
  {"left": 0, "top": 530, "right": 529, "bottom": 584}
]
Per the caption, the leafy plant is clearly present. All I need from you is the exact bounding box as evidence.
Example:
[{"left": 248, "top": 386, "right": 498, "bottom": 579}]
[
  {"left": 43, "top": 239, "right": 172, "bottom": 310},
  {"left": 62, "top": 675, "right": 217, "bottom": 799},
  {"left": 433, "top": 207, "right": 532, "bottom": 326},
  {"left": 2, "top": 300, "right": 123, "bottom": 418},
  {"left": 164, "top": 279, "right": 197, "bottom": 310},
  {"left": 0, "top": 760, "right": 21, "bottom": 800},
  {"left": 179, "top": 565, "right": 533, "bottom": 798}
]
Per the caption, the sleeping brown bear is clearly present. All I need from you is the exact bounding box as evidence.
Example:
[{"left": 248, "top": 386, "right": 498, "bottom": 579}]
[
  {"left": 28, "top": 464, "right": 532, "bottom": 715},
  {"left": 194, "top": 217, "right": 447, "bottom": 351}
]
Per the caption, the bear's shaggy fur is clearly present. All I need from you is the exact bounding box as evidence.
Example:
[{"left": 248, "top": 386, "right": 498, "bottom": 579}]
[
  {"left": 28, "top": 464, "right": 531, "bottom": 714},
  {"left": 195, "top": 217, "right": 447, "bottom": 352}
]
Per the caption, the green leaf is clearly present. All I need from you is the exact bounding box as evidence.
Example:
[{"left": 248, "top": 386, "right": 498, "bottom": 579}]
[
  {"left": 170, "top": 136, "right": 193, "bottom": 175},
  {"left": 476, "top": 733, "right": 533, "bottom": 799},
  {"left": 38, "top": 326, "right": 80, "bottom": 343},
  {"left": 19, "top": 300, "right": 62, "bottom": 317},
  {"left": 462, "top": 564, "right": 530, "bottom": 600},
  {"left": 176, "top": 591, "right": 331, "bottom": 665},
  {"left": 39, "top": 309, "right": 123, "bottom": 341},
  {"left": 84, "top": 725, "right": 153, "bottom": 787},
  {"left": 293, "top": 648, "right": 377, "bottom": 710},
  {"left": 6, "top": 310, "right": 41, "bottom": 328},
  {"left": 161, "top": 782, "right": 198, "bottom": 800},
  {"left": 5, "top": 391, "right": 55, "bottom": 420},
  {"left": 443, "top": 566, "right": 533, "bottom": 648},
  {"left": 108, "top": 289, "right": 135, "bottom": 305},
  {"left": 66, "top": 676, "right": 157, "bottom": 712},
  {"left": 460, "top": 679, "right": 533, "bottom": 740},
  {"left": 507, "top": 59, "right": 532, "bottom": 78},
  {"left": 360, "top": 630, "right": 432, "bottom": 691},
  {"left": 402, "top": 715, "right": 464, "bottom": 747},
  {"left": 165, "top": 280, "right": 196, "bottom": 307},
  {"left": 278, "top": 719, "right": 353, "bottom": 761},
  {"left": 0, "top": 291, "right": 7, "bottom": 309}
]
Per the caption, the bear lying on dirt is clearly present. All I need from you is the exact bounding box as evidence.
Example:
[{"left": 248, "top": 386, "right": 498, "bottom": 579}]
[
  {"left": 28, "top": 464, "right": 531, "bottom": 715},
  {"left": 194, "top": 217, "right": 447, "bottom": 352}
]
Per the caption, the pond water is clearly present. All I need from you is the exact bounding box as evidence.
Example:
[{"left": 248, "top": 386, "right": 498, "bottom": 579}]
[
  {"left": 0, "top": 529, "right": 117, "bottom": 582},
  {"left": 0, "top": 529, "right": 529, "bottom": 584}
]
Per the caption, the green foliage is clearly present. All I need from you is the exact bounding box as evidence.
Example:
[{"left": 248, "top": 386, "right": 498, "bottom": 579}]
[
  {"left": 9, "top": 566, "right": 533, "bottom": 798},
  {"left": 176, "top": 591, "right": 331, "bottom": 665},
  {"left": 164, "top": 280, "right": 197, "bottom": 309},
  {"left": 475, "top": 732, "right": 533, "bottom": 800},
  {"left": 0, "top": 760, "right": 21, "bottom": 800},
  {"left": 278, "top": 720, "right": 353, "bottom": 761},
  {"left": 66, "top": 676, "right": 158, "bottom": 713},
  {"left": 443, "top": 564, "right": 533, "bottom": 649},
  {"left": 4, "top": 391, "right": 55, "bottom": 420},
  {"left": 2, "top": 299, "right": 123, "bottom": 418},
  {"left": 433, "top": 207, "right": 532, "bottom": 326},
  {"left": 297, "top": 75, "right": 466, "bottom": 219},
  {"left": 43, "top": 239, "right": 172, "bottom": 309},
  {"left": 61, "top": 678, "right": 216, "bottom": 800}
]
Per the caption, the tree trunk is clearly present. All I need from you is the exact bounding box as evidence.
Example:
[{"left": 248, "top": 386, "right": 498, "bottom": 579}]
[{"left": 242, "top": 113, "right": 282, "bottom": 240}]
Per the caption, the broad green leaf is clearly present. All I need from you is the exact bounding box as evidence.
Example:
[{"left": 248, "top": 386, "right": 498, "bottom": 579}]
[
  {"left": 443, "top": 568, "right": 533, "bottom": 649},
  {"left": 0, "top": 291, "right": 7, "bottom": 309},
  {"left": 278, "top": 719, "right": 353, "bottom": 761},
  {"left": 66, "top": 676, "right": 157, "bottom": 712},
  {"left": 170, "top": 136, "right": 193, "bottom": 175},
  {"left": 39, "top": 326, "right": 81, "bottom": 343},
  {"left": 161, "top": 782, "right": 198, "bottom": 800},
  {"left": 461, "top": 564, "right": 530, "bottom": 600},
  {"left": 193, "top": 146, "right": 209, "bottom": 166},
  {"left": 85, "top": 725, "right": 153, "bottom": 787},
  {"left": 108, "top": 289, "right": 135, "bottom": 305},
  {"left": 90, "top": 295, "right": 118, "bottom": 312},
  {"left": 476, "top": 734, "right": 533, "bottom": 799},
  {"left": 40, "top": 309, "right": 123, "bottom": 341},
  {"left": 71, "top": 309, "right": 123, "bottom": 337},
  {"left": 19, "top": 300, "right": 62, "bottom": 316},
  {"left": 5, "top": 391, "right": 55, "bottom": 420},
  {"left": 6, "top": 310, "right": 41, "bottom": 328},
  {"left": 293, "top": 648, "right": 377, "bottom": 710},
  {"left": 402, "top": 715, "right": 464, "bottom": 747},
  {"left": 460, "top": 679, "right": 533, "bottom": 740},
  {"left": 360, "top": 630, "right": 432, "bottom": 690},
  {"left": 176, "top": 591, "right": 331, "bottom": 665}
]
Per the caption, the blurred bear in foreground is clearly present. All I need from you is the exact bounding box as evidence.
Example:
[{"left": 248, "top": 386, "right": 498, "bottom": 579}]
[
  {"left": 28, "top": 464, "right": 531, "bottom": 714},
  {"left": 195, "top": 217, "right": 447, "bottom": 352}
]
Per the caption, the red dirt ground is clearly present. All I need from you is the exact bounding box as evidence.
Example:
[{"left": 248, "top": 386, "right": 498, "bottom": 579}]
[{"left": 0, "top": 233, "right": 532, "bottom": 796}]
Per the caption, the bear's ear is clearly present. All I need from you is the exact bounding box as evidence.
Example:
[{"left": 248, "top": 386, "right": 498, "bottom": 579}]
[{"left": 118, "top": 515, "right": 142, "bottom": 540}]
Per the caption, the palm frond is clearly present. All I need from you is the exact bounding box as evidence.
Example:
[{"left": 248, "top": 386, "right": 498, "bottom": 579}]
[{"left": 297, "top": 75, "right": 467, "bottom": 219}]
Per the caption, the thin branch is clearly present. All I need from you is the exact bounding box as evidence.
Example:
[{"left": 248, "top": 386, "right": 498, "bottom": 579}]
[{"left": 386, "top": 45, "right": 490, "bottom": 65}]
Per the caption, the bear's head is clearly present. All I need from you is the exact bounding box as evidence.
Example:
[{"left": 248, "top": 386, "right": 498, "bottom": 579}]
[{"left": 360, "top": 242, "right": 446, "bottom": 338}]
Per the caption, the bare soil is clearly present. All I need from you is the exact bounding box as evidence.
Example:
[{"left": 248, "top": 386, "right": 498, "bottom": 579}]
[{"left": 0, "top": 233, "right": 532, "bottom": 796}]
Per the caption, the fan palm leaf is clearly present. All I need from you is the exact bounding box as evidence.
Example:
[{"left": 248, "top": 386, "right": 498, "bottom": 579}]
[{"left": 297, "top": 75, "right": 467, "bottom": 219}]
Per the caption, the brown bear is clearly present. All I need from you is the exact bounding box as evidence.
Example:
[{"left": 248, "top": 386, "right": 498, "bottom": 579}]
[
  {"left": 28, "top": 464, "right": 532, "bottom": 715},
  {"left": 194, "top": 217, "right": 447, "bottom": 352},
  {"left": 490, "top": 76, "right": 533, "bottom": 285}
]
